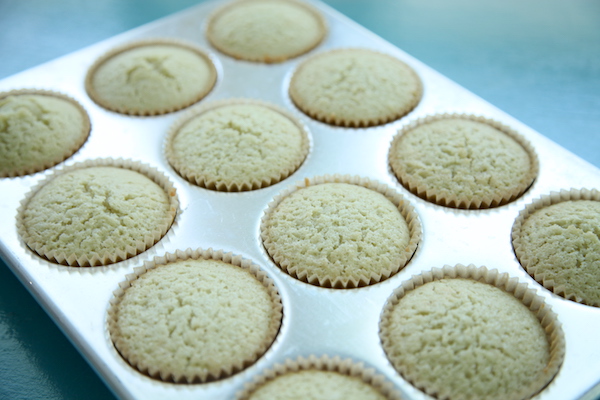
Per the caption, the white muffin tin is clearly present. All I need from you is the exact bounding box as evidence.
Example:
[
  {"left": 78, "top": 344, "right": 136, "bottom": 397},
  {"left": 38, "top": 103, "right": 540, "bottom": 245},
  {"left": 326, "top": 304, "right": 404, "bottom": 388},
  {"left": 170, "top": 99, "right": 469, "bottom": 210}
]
[{"left": 1, "top": 1, "right": 599, "bottom": 399}]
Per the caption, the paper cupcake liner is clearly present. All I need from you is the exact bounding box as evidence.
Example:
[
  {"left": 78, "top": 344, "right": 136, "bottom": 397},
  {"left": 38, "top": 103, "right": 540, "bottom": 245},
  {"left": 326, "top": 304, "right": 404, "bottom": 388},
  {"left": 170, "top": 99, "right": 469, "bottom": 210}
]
[
  {"left": 16, "top": 158, "right": 179, "bottom": 267},
  {"left": 260, "top": 174, "right": 422, "bottom": 288},
  {"left": 107, "top": 248, "right": 283, "bottom": 383},
  {"left": 388, "top": 113, "right": 539, "bottom": 209},
  {"left": 0, "top": 89, "right": 91, "bottom": 178},
  {"left": 512, "top": 188, "right": 600, "bottom": 306},
  {"left": 289, "top": 48, "right": 423, "bottom": 128},
  {"left": 237, "top": 355, "right": 402, "bottom": 400},
  {"left": 165, "top": 98, "right": 310, "bottom": 191},
  {"left": 206, "top": 0, "right": 327, "bottom": 63},
  {"left": 85, "top": 38, "right": 217, "bottom": 116},
  {"left": 379, "top": 264, "right": 565, "bottom": 400}
]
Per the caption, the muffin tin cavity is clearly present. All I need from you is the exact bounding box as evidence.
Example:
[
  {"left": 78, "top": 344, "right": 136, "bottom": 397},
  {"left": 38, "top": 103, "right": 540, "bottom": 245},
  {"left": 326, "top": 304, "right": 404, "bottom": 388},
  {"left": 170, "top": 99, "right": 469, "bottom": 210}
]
[{"left": 0, "top": 1, "right": 599, "bottom": 400}]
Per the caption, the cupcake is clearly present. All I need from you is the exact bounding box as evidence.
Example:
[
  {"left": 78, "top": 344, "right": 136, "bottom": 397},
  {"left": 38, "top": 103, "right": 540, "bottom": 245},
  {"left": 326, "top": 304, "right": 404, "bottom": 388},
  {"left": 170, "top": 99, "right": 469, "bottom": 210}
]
[
  {"left": 388, "top": 114, "right": 538, "bottom": 209},
  {"left": 512, "top": 188, "right": 600, "bottom": 307},
  {"left": 108, "top": 248, "right": 283, "bottom": 383},
  {"left": 0, "top": 89, "right": 90, "bottom": 177},
  {"left": 17, "top": 159, "right": 178, "bottom": 267},
  {"left": 288, "top": 48, "right": 422, "bottom": 127},
  {"left": 207, "top": 0, "right": 327, "bottom": 63},
  {"left": 85, "top": 39, "right": 217, "bottom": 115},
  {"left": 165, "top": 99, "right": 310, "bottom": 191},
  {"left": 379, "top": 265, "right": 564, "bottom": 400},
  {"left": 261, "top": 175, "right": 421, "bottom": 288},
  {"left": 238, "top": 355, "right": 401, "bottom": 400}
]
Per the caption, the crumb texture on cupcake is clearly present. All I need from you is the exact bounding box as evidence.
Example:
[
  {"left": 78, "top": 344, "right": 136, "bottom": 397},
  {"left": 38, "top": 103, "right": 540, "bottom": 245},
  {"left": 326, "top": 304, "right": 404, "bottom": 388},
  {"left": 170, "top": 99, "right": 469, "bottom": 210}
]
[
  {"left": 514, "top": 197, "right": 600, "bottom": 306},
  {"left": 262, "top": 180, "right": 418, "bottom": 288},
  {"left": 86, "top": 41, "right": 216, "bottom": 115},
  {"left": 0, "top": 91, "right": 89, "bottom": 177},
  {"left": 245, "top": 370, "right": 388, "bottom": 400},
  {"left": 289, "top": 48, "right": 422, "bottom": 127},
  {"left": 238, "top": 355, "right": 401, "bottom": 400},
  {"left": 167, "top": 101, "right": 309, "bottom": 191},
  {"left": 207, "top": 0, "right": 326, "bottom": 62},
  {"left": 389, "top": 116, "right": 536, "bottom": 209},
  {"left": 380, "top": 277, "right": 555, "bottom": 400},
  {"left": 110, "top": 256, "right": 281, "bottom": 382},
  {"left": 19, "top": 164, "right": 176, "bottom": 266}
]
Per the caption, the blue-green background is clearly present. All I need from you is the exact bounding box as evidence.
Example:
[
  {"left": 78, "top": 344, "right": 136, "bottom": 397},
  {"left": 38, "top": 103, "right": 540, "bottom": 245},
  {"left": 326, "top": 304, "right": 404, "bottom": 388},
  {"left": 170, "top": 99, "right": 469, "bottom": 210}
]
[{"left": 1, "top": 0, "right": 599, "bottom": 398}]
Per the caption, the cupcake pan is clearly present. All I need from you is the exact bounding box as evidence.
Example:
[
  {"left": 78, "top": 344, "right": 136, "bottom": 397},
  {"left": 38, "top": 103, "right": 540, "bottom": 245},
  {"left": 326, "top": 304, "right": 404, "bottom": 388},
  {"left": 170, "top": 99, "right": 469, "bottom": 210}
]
[{"left": 0, "top": 0, "right": 599, "bottom": 399}]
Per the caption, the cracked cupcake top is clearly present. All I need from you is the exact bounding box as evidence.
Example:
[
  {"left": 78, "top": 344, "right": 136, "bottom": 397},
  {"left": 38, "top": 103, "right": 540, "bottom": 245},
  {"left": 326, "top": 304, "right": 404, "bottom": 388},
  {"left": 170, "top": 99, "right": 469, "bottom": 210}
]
[
  {"left": 389, "top": 116, "right": 537, "bottom": 209},
  {"left": 513, "top": 196, "right": 600, "bottom": 306},
  {"left": 207, "top": 0, "right": 326, "bottom": 63},
  {"left": 380, "top": 277, "right": 554, "bottom": 400},
  {"left": 261, "top": 179, "right": 420, "bottom": 288},
  {"left": 289, "top": 48, "right": 422, "bottom": 127},
  {"left": 86, "top": 40, "right": 217, "bottom": 115},
  {"left": 166, "top": 100, "right": 309, "bottom": 191},
  {"left": 0, "top": 90, "right": 90, "bottom": 177},
  {"left": 18, "top": 163, "right": 177, "bottom": 266},
  {"left": 108, "top": 252, "right": 282, "bottom": 383}
]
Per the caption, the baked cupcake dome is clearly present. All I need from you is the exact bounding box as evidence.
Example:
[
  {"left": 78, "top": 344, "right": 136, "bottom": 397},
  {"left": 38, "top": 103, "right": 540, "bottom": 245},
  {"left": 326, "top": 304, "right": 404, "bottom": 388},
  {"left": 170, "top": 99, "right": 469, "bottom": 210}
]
[
  {"left": 108, "top": 249, "right": 282, "bottom": 383},
  {"left": 207, "top": 0, "right": 327, "bottom": 63},
  {"left": 261, "top": 175, "right": 421, "bottom": 288},
  {"left": 289, "top": 48, "right": 422, "bottom": 127},
  {"left": 512, "top": 188, "right": 600, "bottom": 307},
  {"left": 238, "top": 355, "right": 401, "bottom": 400},
  {"left": 85, "top": 39, "right": 217, "bottom": 115},
  {"left": 166, "top": 99, "right": 310, "bottom": 191},
  {"left": 389, "top": 114, "right": 538, "bottom": 209},
  {"left": 0, "top": 90, "right": 90, "bottom": 177},
  {"left": 17, "top": 159, "right": 178, "bottom": 267},
  {"left": 379, "top": 265, "right": 564, "bottom": 400}
]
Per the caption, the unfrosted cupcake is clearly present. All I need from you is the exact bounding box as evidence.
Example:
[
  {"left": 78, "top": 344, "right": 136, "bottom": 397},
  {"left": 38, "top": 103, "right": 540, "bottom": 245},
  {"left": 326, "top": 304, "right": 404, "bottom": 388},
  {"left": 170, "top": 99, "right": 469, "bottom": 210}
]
[
  {"left": 261, "top": 175, "right": 421, "bottom": 288},
  {"left": 108, "top": 248, "right": 282, "bottom": 383},
  {"left": 379, "top": 265, "right": 564, "bottom": 400},
  {"left": 86, "top": 39, "right": 217, "bottom": 115},
  {"left": 0, "top": 90, "right": 90, "bottom": 177},
  {"left": 389, "top": 114, "right": 538, "bottom": 209},
  {"left": 17, "top": 159, "right": 178, "bottom": 267},
  {"left": 207, "top": 0, "right": 326, "bottom": 63},
  {"left": 289, "top": 48, "right": 422, "bottom": 127},
  {"left": 238, "top": 355, "right": 401, "bottom": 400},
  {"left": 166, "top": 99, "right": 309, "bottom": 191},
  {"left": 512, "top": 188, "right": 600, "bottom": 307}
]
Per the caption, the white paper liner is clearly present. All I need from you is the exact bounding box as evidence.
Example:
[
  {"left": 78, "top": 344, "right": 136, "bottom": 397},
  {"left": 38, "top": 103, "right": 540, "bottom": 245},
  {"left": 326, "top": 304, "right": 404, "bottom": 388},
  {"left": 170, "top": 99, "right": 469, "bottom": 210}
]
[
  {"left": 388, "top": 113, "right": 539, "bottom": 209},
  {"left": 107, "top": 247, "right": 283, "bottom": 383},
  {"left": 260, "top": 174, "right": 422, "bottom": 288},
  {"left": 16, "top": 158, "right": 179, "bottom": 267},
  {"left": 379, "top": 264, "right": 565, "bottom": 400}
]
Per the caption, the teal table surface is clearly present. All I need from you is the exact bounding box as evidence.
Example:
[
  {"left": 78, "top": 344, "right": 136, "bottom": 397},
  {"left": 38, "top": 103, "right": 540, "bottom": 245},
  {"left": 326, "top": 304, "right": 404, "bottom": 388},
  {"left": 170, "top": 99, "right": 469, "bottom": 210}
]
[{"left": 0, "top": 1, "right": 598, "bottom": 399}]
